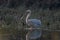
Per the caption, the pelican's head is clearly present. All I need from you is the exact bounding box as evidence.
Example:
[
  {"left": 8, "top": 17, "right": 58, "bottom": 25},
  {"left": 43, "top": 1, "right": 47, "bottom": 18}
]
[
  {"left": 20, "top": 10, "right": 31, "bottom": 20},
  {"left": 26, "top": 10, "right": 31, "bottom": 14}
]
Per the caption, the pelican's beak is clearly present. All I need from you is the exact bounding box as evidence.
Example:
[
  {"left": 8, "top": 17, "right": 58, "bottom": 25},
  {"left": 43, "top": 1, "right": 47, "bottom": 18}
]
[{"left": 20, "top": 13, "right": 26, "bottom": 20}]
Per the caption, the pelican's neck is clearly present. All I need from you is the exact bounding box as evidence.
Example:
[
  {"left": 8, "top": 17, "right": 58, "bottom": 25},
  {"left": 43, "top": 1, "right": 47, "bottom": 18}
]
[{"left": 26, "top": 13, "right": 31, "bottom": 23}]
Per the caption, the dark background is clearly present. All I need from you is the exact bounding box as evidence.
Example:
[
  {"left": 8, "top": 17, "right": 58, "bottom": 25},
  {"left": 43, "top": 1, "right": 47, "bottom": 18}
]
[{"left": 0, "top": 0, "right": 60, "bottom": 10}]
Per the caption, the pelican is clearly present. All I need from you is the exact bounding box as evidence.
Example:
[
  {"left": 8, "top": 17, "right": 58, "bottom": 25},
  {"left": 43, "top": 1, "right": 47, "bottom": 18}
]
[{"left": 21, "top": 10, "right": 42, "bottom": 40}]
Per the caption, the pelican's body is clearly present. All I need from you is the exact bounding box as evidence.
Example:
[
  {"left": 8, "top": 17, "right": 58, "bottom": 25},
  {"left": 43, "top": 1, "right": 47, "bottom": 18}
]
[
  {"left": 27, "top": 19, "right": 41, "bottom": 27},
  {"left": 25, "top": 10, "right": 42, "bottom": 40}
]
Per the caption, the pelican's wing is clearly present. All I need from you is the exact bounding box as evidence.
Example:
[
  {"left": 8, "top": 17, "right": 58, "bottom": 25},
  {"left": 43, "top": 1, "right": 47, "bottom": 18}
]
[{"left": 28, "top": 19, "right": 41, "bottom": 28}]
